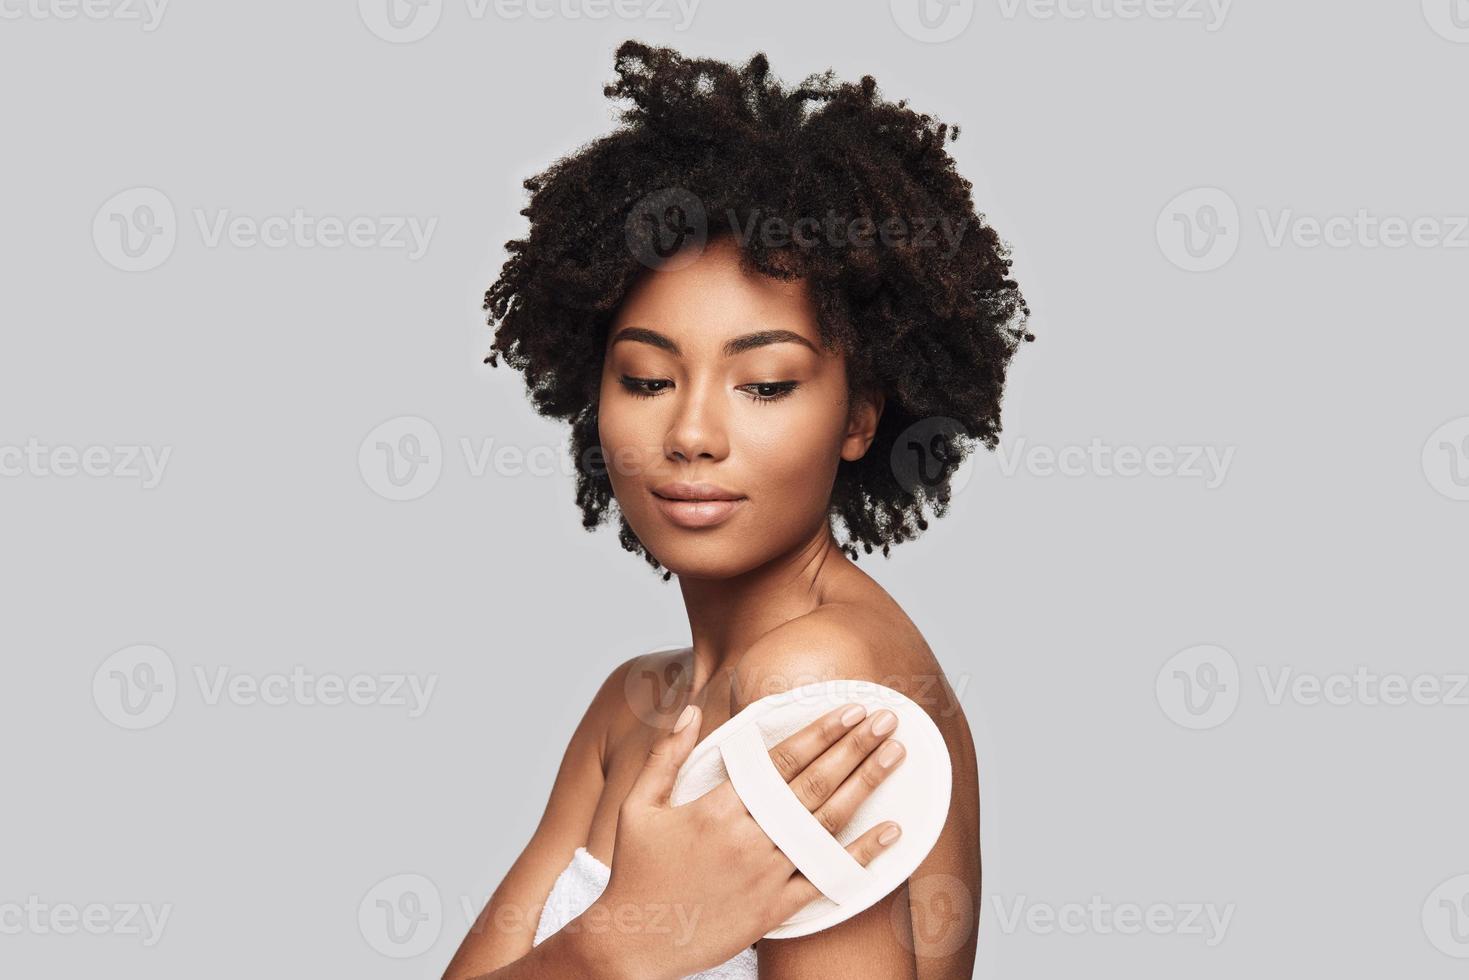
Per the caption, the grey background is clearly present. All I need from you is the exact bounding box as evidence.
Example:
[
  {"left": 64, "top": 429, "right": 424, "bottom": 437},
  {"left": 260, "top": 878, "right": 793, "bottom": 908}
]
[{"left": 2, "top": 1, "right": 1466, "bottom": 977}]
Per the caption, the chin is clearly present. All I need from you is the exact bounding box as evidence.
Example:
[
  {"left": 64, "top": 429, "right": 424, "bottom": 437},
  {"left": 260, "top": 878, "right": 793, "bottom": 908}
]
[{"left": 644, "top": 538, "right": 764, "bottom": 580}]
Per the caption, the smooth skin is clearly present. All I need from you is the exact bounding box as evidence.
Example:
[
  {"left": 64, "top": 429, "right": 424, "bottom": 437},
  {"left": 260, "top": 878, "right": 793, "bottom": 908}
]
[{"left": 445, "top": 236, "right": 982, "bottom": 979}]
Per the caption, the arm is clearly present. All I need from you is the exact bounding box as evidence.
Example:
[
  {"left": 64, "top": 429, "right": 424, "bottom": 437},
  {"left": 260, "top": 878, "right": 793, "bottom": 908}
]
[
  {"left": 731, "top": 610, "right": 923, "bottom": 980},
  {"left": 442, "top": 922, "right": 639, "bottom": 980},
  {"left": 441, "top": 657, "right": 637, "bottom": 980},
  {"left": 757, "top": 884, "right": 918, "bottom": 980}
]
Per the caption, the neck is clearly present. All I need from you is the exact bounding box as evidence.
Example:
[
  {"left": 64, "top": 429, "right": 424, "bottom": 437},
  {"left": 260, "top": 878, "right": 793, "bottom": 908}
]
[{"left": 675, "top": 521, "right": 852, "bottom": 696}]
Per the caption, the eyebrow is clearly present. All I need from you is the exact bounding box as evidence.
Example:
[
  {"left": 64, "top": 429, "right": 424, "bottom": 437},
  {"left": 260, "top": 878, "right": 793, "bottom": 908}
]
[{"left": 609, "top": 326, "right": 818, "bottom": 358}]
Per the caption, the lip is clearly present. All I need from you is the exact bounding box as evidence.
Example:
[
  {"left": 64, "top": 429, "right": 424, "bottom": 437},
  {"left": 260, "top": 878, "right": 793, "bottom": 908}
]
[
  {"left": 651, "top": 481, "right": 744, "bottom": 501},
  {"left": 650, "top": 483, "right": 747, "bottom": 529}
]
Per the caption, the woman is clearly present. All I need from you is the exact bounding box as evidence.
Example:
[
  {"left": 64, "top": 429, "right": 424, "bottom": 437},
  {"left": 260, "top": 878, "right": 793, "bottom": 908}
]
[{"left": 445, "top": 40, "right": 1030, "bottom": 980}]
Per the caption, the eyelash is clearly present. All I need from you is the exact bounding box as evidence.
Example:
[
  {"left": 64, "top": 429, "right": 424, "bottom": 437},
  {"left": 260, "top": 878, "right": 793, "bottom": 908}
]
[{"left": 619, "top": 376, "right": 799, "bottom": 404}]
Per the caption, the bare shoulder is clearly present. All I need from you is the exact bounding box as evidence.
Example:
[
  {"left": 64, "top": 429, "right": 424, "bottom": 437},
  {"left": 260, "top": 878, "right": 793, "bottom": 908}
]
[
  {"left": 731, "top": 585, "right": 976, "bottom": 786},
  {"left": 596, "top": 645, "right": 696, "bottom": 760},
  {"left": 732, "top": 605, "right": 886, "bottom": 705},
  {"left": 733, "top": 593, "right": 953, "bottom": 717},
  {"left": 736, "top": 589, "right": 983, "bottom": 974}
]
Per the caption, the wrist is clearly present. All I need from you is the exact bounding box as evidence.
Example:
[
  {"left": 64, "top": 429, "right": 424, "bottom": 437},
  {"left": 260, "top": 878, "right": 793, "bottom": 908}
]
[{"left": 561, "top": 898, "right": 675, "bottom": 980}]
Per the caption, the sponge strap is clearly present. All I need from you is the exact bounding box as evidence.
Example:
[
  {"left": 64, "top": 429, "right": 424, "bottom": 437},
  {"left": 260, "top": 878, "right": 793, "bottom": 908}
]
[{"left": 718, "top": 721, "right": 870, "bottom": 905}]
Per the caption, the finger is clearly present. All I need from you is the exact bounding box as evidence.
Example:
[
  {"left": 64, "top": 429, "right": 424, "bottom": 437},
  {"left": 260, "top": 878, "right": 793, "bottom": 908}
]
[
  {"left": 763, "top": 703, "right": 871, "bottom": 782},
  {"left": 809, "top": 737, "right": 905, "bottom": 837},
  {"left": 624, "top": 703, "right": 701, "bottom": 809},
  {"left": 694, "top": 704, "right": 872, "bottom": 823},
  {"left": 785, "top": 709, "right": 899, "bottom": 813},
  {"left": 775, "top": 821, "right": 903, "bottom": 921}
]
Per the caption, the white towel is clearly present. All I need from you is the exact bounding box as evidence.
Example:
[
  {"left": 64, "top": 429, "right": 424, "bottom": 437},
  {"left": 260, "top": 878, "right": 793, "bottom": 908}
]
[{"left": 533, "top": 846, "right": 758, "bottom": 979}]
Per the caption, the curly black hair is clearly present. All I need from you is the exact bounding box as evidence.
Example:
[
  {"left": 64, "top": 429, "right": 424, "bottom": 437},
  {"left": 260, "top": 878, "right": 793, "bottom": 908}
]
[{"left": 484, "top": 40, "right": 1031, "bottom": 580}]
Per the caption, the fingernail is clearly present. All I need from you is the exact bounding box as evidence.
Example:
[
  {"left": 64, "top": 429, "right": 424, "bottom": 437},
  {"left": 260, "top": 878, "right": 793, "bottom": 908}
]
[
  {"left": 674, "top": 705, "right": 698, "bottom": 732},
  {"left": 840, "top": 704, "right": 867, "bottom": 727},
  {"left": 878, "top": 823, "right": 901, "bottom": 845},
  {"left": 871, "top": 710, "right": 897, "bottom": 737},
  {"left": 876, "top": 740, "right": 904, "bottom": 768}
]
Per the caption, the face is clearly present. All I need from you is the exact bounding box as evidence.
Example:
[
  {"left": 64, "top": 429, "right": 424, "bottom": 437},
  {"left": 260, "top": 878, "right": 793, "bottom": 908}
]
[{"left": 597, "top": 237, "right": 884, "bottom": 579}]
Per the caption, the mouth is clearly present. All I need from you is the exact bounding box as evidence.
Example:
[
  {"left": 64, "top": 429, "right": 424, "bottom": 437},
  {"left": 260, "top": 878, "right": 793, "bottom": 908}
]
[{"left": 650, "top": 485, "right": 747, "bottom": 529}]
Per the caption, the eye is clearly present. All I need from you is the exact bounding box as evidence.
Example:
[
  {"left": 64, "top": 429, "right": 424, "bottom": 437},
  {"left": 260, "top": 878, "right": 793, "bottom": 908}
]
[
  {"left": 619, "top": 375, "right": 672, "bottom": 398},
  {"left": 740, "top": 381, "right": 799, "bottom": 404}
]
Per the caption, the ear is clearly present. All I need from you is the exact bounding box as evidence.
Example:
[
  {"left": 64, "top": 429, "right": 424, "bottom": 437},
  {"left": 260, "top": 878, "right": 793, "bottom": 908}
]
[{"left": 840, "top": 388, "right": 885, "bottom": 462}]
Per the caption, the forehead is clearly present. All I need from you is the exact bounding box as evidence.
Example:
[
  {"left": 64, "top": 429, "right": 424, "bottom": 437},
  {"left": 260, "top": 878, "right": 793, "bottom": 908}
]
[{"left": 612, "top": 238, "right": 821, "bottom": 349}]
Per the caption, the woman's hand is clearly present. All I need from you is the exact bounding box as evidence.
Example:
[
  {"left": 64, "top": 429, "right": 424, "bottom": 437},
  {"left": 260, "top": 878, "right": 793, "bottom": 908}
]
[{"left": 577, "top": 702, "right": 907, "bottom": 980}]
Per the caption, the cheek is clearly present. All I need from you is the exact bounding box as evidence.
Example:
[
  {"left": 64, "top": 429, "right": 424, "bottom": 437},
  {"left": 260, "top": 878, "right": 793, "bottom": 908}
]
[
  {"left": 739, "top": 402, "right": 848, "bottom": 497},
  {"left": 596, "top": 387, "right": 657, "bottom": 489}
]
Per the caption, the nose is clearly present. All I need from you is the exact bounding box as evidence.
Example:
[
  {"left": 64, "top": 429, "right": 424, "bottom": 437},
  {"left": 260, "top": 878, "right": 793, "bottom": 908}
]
[{"left": 664, "top": 378, "right": 729, "bottom": 463}]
